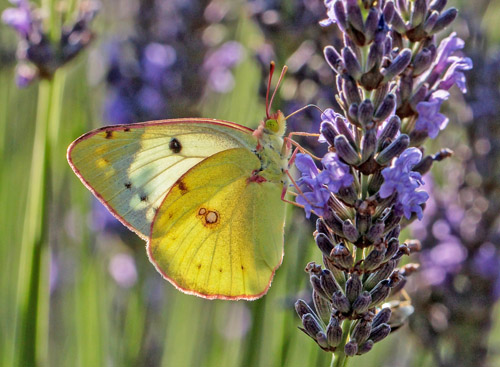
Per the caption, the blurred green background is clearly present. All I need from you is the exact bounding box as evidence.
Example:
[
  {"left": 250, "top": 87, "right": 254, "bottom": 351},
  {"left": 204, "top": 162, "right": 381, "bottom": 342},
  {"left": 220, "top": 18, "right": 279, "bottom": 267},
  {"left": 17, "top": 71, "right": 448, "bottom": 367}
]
[{"left": 1, "top": 0, "right": 500, "bottom": 366}]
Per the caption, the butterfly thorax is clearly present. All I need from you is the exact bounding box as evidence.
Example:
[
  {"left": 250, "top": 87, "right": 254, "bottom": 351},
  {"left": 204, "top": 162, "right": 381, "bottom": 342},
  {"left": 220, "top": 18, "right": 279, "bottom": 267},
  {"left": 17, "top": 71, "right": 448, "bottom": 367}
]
[{"left": 251, "top": 111, "right": 289, "bottom": 185}]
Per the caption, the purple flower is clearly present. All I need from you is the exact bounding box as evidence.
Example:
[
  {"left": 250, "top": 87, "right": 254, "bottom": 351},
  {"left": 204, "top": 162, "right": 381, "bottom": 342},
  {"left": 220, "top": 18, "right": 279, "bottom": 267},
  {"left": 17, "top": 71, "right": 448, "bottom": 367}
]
[
  {"left": 1, "top": 0, "right": 32, "bottom": 38},
  {"left": 426, "top": 33, "right": 473, "bottom": 93},
  {"left": 420, "top": 238, "right": 467, "bottom": 286},
  {"left": 203, "top": 41, "right": 244, "bottom": 93},
  {"left": 108, "top": 253, "right": 138, "bottom": 288},
  {"left": 295, "top": 154, "right": 330, "bottom": 218},
  {"left": 415, "top": 90, "right": 450, "bottom": 139},
  {"left": 438, "top": 56, "right": 473, "bottom": 93},
  {"left": 380, "top": 148, "right": 429, "bottom": 219},
  {"left": 318, "top": 153, "right": 354, "bottom": 193}
]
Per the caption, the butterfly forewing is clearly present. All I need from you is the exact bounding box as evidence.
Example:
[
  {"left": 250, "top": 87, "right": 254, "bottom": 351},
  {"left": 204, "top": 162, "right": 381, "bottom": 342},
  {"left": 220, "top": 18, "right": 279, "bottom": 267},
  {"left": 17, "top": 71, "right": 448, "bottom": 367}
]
[
  {"left": 67, "top": 119, "right": 257, "bottom": 239},
  {"left": 148, "top": 148, "right": 286, "bottom": 300}
]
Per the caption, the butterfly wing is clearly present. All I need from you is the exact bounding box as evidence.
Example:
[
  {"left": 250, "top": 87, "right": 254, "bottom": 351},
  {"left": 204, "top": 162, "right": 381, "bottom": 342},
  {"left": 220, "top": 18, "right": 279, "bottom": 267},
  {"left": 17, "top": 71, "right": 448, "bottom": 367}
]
[
  {"left": 148, "top": 148, "right": 286, "bottom": 300},
  {"left": 67, "top": 119, "right": 256, "bottom": 239}
]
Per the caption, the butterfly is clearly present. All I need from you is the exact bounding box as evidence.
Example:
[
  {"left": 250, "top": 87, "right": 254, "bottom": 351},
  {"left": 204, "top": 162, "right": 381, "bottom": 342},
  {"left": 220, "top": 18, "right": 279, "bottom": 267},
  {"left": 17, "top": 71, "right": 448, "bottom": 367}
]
[{"left": 67, "top": 63, "right": 299, "bottom": 300}]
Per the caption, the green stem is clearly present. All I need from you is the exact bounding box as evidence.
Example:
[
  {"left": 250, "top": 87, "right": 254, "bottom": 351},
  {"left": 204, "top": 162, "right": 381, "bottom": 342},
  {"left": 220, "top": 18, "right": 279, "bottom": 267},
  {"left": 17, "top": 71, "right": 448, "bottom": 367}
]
[{"left": 14, "top": 73, "right": 64, "bottom": 367}]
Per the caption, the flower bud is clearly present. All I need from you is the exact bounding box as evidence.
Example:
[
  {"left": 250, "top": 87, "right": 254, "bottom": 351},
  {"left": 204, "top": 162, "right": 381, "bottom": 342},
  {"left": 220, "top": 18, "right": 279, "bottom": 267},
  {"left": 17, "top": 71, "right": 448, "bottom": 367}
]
[
  {"left": 410, "top": 84, "right": 428, "bottom": 109},
  {"left": 369, "top": 279, "right": 391, "bottom": 306},
  {"left": 348, "top": 103, "right": 359, "bottom": 124},
  {"left": 323, "top": 255, "right": 347, "bottom": 285},
  {"left": 313, "top": 290, "right": 333, "bottom": 322},
  {"left": 369, "top": 323, "right": 391, "bottom": 343},
  {"left": 363, "top": 245, "right": 386, "bottom": 271},
  {"left": 343, "top": 47, "right": 362, "bottom": 80},
  {"left": 336, "top": 115, "right": 357, "bottom": 147},
  {"left": 333, "top": 0, "right": 348, "bottom": 31},
  {"left": 295, "top": 299, "right": 316, "bottom": 319},
  {"left": 386, "top": 224, "right": 400, "bottom": 240},
  {"left": 391, "top": 10, "right": 407, "bottom": 34},
  {"left": 327, "top": 315, "right": 343, "bottom": 347},
  {"left": 364, "top": 7, "right": 380, "bottom": 42},
  {"left": 413, "top": 48, "right": 433, "bottom": 76},
  {"left": 376, "top": 134, "right": 410, "bottom": 165},
  {"left": 392, "top": 244, "right": 411, "bottom": 261},
  {"left": 332, "top": 243, "right": 353, "bottom": 269},
  {"left": 368, "top": 171, "right": 384, "bottom": 195},
  {"left": 324, "top": 46, "right": 342, "bottom": 71},
  {"left": 342, "top": 74, "right": 362, "bottom": 106},
  {"left": 366, "top": 42, "right": 383, "bottom": 71},
  {"left": 383, "top": 210, "right": 402, "bottom": 234},
  {"left": 372, "top": 82, "right": 390, "bottom": 111},
  {"left": 323, "top": 208, "right": 344, "bottom": 237},
  {"left": 431, "top": 8, "right": 458, "bottom": 34},
  {"left": 376, "top": 115, "right": 400, "bottom": 152},
  {"left": 337, "top": 185, "right": 358, "bottom": 206},
  {"left": 361, "top": 129, "right": 377, "bottom": 162},
  {"left": 346, "top": 0, "right": 364, "bottom": 32},
  {"left": 358, "top": 99, "right": 374, "bottom": 128},
  {"left": 335, "top": 135, "right": 360, "bottom": 165},
  {"left": 355, "top": 211, "right": 371, "bottom": 235},
  {"left": 374, "top": 94, "right": 396, "bottom": 123},
  {"left": 411, "top": 0, "right": 427, "bottom": 27},
  {"left": 372, "top": 307, "right": 392, "bottom": 328},
  {"left": 366, "top": 221, "right": 385, "bottom": 243},
  {"left": 383, "top": 49, "right": 412, "bottom": 82},
  {"left": 344, "top": 340, "right": 358, "bottom": 356},
  {"left": 310, "top": 274, "right": 330, "bottom": 300},
  {"left": 342, "top": 219, "right": 360, "bottom": 242},
  {"left": 316, "top": 218, "right": 330, "bottom": 237},
  {"left": 302, "top": 313, "right": 323, "bottom": 338},
  {"left": 332, "top": 290, "right": 351, "bottom": 313},
  {"left": 316, "top": 331, "right": 329, "bottom": 349},
  {"left": 352, "top": 291, "right": 372, "bottom": 314},
  {"left": 320, "top": 121, "right": 338, "bottom": 146},
  {"left": 358, "top": 340, "right": 374, "bottom": 355},
  {"left": 423, "top": 10, "right": 439, "bottom": 33},
  {"left": 316, "top": 233, "right": 335, "bottom": 258},
  {"left": 346, "top": 272, "right": 362, "bottom": 303},
  {"left": 321, "top": 269, "right": 341, "bottom": 298},
  {"left": 383, "top": 1, "right": 395, "bottom": 23},
  {"left": 430, "top": 0, "right": 448, "bottom": 12},
  {"left": 351, "top": 319, "right": 372, "bottom": 345}
]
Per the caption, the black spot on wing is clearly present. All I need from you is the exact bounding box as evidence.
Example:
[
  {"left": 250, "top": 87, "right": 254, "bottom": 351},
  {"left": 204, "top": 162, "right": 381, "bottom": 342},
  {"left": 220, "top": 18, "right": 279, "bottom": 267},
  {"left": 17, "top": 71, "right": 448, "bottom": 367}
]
[
  {"left": 140, "top": 194, "right": 148, "bottom": 202},
  {"left": 105, "top": 131, "right": 113, "bottom": 139},
  {"left": 124, "top": 182, "right": 132, "bottom": 189},
  {"left": 178, "top": 180, "right": 188, "bottom": 195},
  {"left": 169, "top": 138, "right": 182, "bottom": 153},
  {"left": 124, "top": 127, "right": 130, "bottom": 132}
]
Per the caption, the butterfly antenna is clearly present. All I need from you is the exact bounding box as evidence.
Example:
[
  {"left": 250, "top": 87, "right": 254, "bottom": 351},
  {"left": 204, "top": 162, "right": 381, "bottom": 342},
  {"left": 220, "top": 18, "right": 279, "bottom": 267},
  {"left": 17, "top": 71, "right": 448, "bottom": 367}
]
[
  {"left": 265, "top": 61, "right": 276, "bottom": 119},
  {"left": 284, "top": 104, "right": 324, "bottom": 120},
  {"left": 268, "top": 65, "right": 288, "bottom": 116}
]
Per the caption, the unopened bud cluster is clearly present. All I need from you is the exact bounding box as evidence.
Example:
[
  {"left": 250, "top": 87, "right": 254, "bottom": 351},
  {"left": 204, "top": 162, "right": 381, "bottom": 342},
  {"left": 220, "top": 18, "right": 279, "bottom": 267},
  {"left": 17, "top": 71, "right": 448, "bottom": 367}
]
[{"left": 295, "top": 0, "right": 470, "bottom": 360}]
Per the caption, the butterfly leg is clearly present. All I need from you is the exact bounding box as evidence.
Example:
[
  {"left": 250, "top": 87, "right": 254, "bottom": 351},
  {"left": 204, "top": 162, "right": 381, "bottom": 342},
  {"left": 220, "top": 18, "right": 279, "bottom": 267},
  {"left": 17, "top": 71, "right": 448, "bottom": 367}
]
[
  {"left": 280, "top": 169, "right": 320, "bottom": 216},
  {"left": 283, "top": 134, "right": 322, "bottom": 162}
]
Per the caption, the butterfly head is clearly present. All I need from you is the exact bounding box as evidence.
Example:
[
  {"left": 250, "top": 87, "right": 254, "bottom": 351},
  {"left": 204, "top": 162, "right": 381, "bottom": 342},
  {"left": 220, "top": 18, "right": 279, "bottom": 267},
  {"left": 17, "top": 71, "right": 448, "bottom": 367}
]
[{"left": 264, "top": 110, "right": 286, "bottom": 136}]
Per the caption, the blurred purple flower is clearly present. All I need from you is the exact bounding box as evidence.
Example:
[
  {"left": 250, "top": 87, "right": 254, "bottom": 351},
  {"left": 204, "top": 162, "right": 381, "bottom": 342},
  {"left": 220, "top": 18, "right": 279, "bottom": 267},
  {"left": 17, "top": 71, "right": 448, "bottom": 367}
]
[
  {"left": 380, "top": 148, "right": 428, "bottom": 219},
  {"left": 109, "top": 253, "right": 138, "bottom": 288},
  {"left": 415, "top": 90, "right": 450, "bottom": 139},
  {"left": 1, "top": 0, "right": 32, "bottom": 38},
  {"left": 318, "top": 152, "right": 353, "bottom": 193},
  {"left": 203, "top": 41, "right": 244, "bottom": 93},
  {"left": 295, "top": 153, "right": 330, "bottom": 218},
  {"left": 420, "top": 238, "right": 467, "bottom": 286}
]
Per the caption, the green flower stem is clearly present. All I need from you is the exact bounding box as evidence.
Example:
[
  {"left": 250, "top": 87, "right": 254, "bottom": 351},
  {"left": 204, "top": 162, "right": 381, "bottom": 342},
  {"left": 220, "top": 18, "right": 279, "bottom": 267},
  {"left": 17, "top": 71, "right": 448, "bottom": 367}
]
[
  {"left": 14, "top": 73, "right": 65, "bottom": 367},
  {"left": 331, "top": 319, "right": 352, "bottom": 367}
]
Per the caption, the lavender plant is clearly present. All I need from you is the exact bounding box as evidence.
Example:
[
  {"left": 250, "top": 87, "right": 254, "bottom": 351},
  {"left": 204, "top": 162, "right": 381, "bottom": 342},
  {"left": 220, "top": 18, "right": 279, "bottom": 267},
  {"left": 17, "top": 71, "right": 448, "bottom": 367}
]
[
  {"left": 2, "top": 0, "right": 98, "bottom": 87},
  {"left": 293, "top": 0, "right": 471, "bottom": 364}
]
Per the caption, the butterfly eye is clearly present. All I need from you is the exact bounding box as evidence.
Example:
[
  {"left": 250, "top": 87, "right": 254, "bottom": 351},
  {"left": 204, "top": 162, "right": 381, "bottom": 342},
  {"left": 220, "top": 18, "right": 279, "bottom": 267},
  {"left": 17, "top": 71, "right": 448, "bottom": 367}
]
[{"left": 265, "top": 119, "right": 279, "bottom": 133}]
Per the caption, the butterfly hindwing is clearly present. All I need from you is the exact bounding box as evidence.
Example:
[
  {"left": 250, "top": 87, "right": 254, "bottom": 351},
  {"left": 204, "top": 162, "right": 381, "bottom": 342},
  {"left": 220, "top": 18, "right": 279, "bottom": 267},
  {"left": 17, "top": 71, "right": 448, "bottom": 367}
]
[
  {"left": 148, "top": 148, "right": 286, "bottom": 300},
  {"left": 67, "top": 119, "right": 257, "bottom": 239}
]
